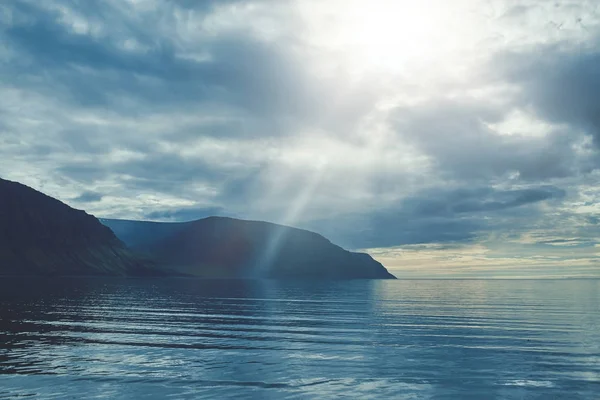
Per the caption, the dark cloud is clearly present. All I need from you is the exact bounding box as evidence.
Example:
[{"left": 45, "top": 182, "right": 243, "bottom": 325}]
[
  {"left": 450, "top": 186, "right": 565, "bottom": 213},
  {"left": 57, "top": 164, "right": 109, "bottom": 184},
  {"left": 403, "top": 186, "right": 565, "bottom": 216},
  {"left": 144, "top": 206, "right": 227, "bottom": 221},
  {"left": 168, "top": 0, "right": 249, "bottom": 10},
  {"left": 310, "top": 185, "right": 566, "bottom": 249},
  {"left": 57, "top": 152, "right": 222, "bottom": 195},
  {"left": 391, "top": 99, "right": 583, "bottom": 182},
  {"left": 72, "top": 190, "right": 103, "bottom": 203},
  {"left": 2, "top": 0, "right": 327, "bottom": 123},
  {"left": 499, "top": 45, "right": 600, "bottom": 149},
  {"left": 56, "top": 148, "right": 266, "bottom": 206}
]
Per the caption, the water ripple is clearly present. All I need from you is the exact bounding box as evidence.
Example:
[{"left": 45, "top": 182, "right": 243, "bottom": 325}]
[{"left": 1, "top": 278, "right": 599, "bottom": 399}]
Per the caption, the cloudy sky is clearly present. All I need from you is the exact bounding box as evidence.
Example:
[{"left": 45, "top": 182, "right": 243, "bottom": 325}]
[{"left": 2, "top": 0, "right": 600, "bottom": 278}]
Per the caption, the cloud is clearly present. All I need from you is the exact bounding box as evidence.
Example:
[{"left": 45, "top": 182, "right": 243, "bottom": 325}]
[
  {"left": 310, "top": 184, "right": 566, "bottom": 249},
  {"left": 498, "top": 44, "right": 600, "bottom": 151},
  {"left": 72, "top": 190, "right": 103, "bottom": 203},
  {"left": 143, "top": 206, "right": 227, "bottom": 222},
  {"left": 390, "top": 97, "right": 590, "bottom": 182},
  {"left": 5, "top": 3, "right": 281, "bottom": 110}
]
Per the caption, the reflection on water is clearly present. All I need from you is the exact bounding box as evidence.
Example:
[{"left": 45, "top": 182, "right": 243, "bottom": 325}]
[{"left": 1, "top": 278, "right": 599, "bottom": 399}]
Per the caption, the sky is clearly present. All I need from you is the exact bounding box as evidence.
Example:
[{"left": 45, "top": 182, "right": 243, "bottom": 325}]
[{"left": 1, "top": 0, "right": 600, "bottom": 278}]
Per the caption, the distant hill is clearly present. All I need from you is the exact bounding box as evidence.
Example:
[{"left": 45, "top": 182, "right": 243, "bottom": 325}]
[
  {"left": 0, "top": 178, "right": 157, "bottom": 276},
  {"left": 102, "top": 217, "right": 396, "bottom": 279},
  {"left": 98, "top": 218, "right": 195, "bottom": 248}
]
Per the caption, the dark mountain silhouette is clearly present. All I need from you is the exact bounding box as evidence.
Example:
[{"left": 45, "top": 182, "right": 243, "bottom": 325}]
[
  {"left": 101, "top": 217, "right": 396, "bottom": 279},
  {"left": 0, "top": 178, "right": 157, "bottom": 276},
  {"left": 0, "top": 177, "right": 394, "bottom": 279},
  {"left": 99, "top": 218, "right": 196, "bottom": 248}
]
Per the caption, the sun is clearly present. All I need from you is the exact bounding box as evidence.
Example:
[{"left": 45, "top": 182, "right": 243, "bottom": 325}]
[
  {"left": 302, "top": 0, "right": 470, "bottom": 77},
  {"left": 343, "top": 0, "right": 444, "bottom": 70}
]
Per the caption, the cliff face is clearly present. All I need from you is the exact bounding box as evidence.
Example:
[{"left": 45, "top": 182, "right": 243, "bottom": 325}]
[
  {"left": 0, "top": 178, "right": 151, "bottom": 276},
  {"left": 102, "top": 217, "right": 396, "bottom": 279}
]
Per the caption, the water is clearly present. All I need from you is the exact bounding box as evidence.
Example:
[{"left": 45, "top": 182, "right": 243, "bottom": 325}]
[{"left": 0, "top": 278, "right": 599, "bottom": 399}]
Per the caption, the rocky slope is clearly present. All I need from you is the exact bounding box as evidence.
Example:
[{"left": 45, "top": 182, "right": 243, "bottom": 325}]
[{"left": 0, "top": 178, "right": 154, "bottom": 276}]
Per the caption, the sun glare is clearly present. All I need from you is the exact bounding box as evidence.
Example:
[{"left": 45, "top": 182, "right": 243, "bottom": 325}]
[
  {"left": 345, "top": 1, "right": 442, "bottom": 70},
  {"left": 303, "top": 0, "right": 474, "bottom": 77}
]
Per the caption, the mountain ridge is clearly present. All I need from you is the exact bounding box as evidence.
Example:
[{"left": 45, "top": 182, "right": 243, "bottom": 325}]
[{"left": 102, "top": 216, "right": 396, "bottom": 279}]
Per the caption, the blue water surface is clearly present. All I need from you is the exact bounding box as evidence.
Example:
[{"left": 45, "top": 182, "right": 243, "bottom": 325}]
[{"left": 1, "top": 278, "right": 599, "bottom": 399}]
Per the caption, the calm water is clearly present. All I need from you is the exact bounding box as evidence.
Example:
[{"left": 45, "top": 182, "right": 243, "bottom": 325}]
[{"left": 0, "top": 278, "right": 599, "bottom": 399}]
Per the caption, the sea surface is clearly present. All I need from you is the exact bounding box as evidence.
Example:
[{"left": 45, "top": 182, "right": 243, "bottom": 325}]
[{"left": 0, "top": 278, "right": 599, "bottom": 399}]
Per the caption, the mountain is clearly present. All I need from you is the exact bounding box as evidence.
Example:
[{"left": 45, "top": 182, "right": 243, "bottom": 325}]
[
  {"left": 101, "top": 217, "right": 396, "bottom": 279},
  {"left": 98, "top": 218, "right": 195, "bottom": 248},
  {"left": 0, "top": 178, "right": 156, "bottom": 276},
  {"left": 0, "top": 177, "right": 395, "bottom": 279}
]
